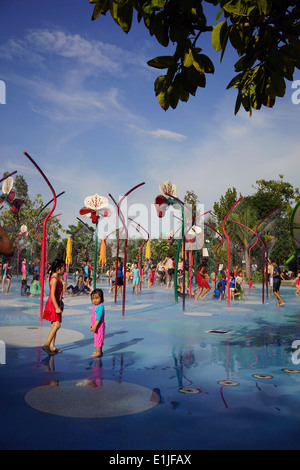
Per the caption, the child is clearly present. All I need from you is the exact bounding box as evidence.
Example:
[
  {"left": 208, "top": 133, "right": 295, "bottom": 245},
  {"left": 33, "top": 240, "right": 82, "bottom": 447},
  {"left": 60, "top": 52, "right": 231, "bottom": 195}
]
[
  {"left": 229, "top": 272, "right": 235, "bottom": 301},
  {"left": 42, "top": 259, "right": 65, "bottom": 356},
  {"left": 132, "top": 262, "right": 139, "bottom": 295},
  {"left": 236, "top": 271, "right": 245, "bottom": 298},
  {"left": 148, "top": 266, "right": 155, "bottom": 289},
  {"left": 220, "top": 275, "right": 227, "bottom": 298},
  {"left": 21, "top": 258, "right": 27, "bottom": 281},
  {"left": 296, "top": 273, "right": 300, "bottom": 296},
  {"left": 30, "top": 274, "right": 41, "bottom": 297},
  {"left": 292, "top": 272, "right": 300, "bottom": 296},
  {"left": 90, "top": 288, "right": 105, "bottom": 357},
  {"left": 21, "top": 279, "right": 30, "bottom": 296},
  {"left": 67, "top": 275, "right": 84, "bottom": 294},
  {"left": 213, "top": 282, "right": 224, "bottom": 300},
  {"left": 1, "top": 261, "right": 12, "bottom": 294},
  {"left": 177, "top": 269, "right": 184, "bottom": 294},
  {"left": 195, "top": 261, "right": 211, "bottom": 300}
]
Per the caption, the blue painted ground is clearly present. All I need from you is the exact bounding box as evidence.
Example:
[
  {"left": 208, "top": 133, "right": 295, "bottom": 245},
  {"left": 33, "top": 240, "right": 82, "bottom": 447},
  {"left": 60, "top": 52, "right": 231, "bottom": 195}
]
[{"left": 1, "top": 277, "right": 300, "bottom": 450}]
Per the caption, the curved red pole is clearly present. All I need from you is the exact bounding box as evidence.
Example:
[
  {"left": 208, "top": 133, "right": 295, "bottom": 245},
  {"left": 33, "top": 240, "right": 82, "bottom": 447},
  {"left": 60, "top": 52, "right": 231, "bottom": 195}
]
[
  {"left": 222, "top": 196, "right": 243, "bottom": 307},
  {"left": 0, "top": 171, "right": 17, "bottom": 183},
  {"left": 36, "top": 213, "right": 61, "bottom": 285},
  {"left": 248, "top": 237, "right": 258, "bottom": 296},
  {"left": 24, "top": 152, "right": 57, "bottom": 321},
  {"left": 109, "top": 182, "right": 145, "bottom": 316}
]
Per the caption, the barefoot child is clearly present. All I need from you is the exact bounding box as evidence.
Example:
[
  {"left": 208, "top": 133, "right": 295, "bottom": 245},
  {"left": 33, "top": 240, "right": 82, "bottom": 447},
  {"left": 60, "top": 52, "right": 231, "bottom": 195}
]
[
  {"left": 42, "top": 259, "right": 65, "bottom": 356},
  {"left": 90, "top": 288, "right": 105, "bottom": 357},
  {"left": 132, "top": 262, "right": 139, "bottom": 295}
]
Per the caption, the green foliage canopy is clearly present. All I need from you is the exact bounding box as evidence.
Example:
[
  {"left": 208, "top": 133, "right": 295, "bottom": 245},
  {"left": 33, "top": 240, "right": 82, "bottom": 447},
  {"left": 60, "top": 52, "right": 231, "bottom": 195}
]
[{"left": 89, "top": 0, "right": 300, "bottom": 114}]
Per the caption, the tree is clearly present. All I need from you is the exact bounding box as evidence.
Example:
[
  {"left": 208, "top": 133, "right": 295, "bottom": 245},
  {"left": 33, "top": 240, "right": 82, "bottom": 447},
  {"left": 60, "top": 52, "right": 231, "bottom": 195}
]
[
  {"left": 89, "top": 0, "right": 300, "bottom": 114},
  {"left": 212, "top": 186, "right": 241, "bottom": 224},
  {"left": 212, "top": 176, "right": 300, "bottom": 274}
]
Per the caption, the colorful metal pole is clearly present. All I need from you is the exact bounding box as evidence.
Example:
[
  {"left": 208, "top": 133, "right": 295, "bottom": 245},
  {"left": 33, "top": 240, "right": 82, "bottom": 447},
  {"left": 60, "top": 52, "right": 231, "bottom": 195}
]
[
  {"left": 109, "top": 182, "right": 145, "bottom": 316},
  {"left": 94, "top": 220, "right": 98, "bottom": 290},
  {"left": 24, "top": 152, "right": 58, "bottom": 321},
  {"left": 0, "top": 171, "right": 17, "bottom": 183},
  {"left": 222, "top": 196, "right": 243, "bottom": 307}
]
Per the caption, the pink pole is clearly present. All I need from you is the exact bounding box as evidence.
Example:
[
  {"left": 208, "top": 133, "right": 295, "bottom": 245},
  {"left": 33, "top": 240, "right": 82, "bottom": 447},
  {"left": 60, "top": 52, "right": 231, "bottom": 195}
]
[
  {"left": 36, "top": 213, "right": 61, "bottom": 286},
  {"left": 24, "top": 152, "right": 57, "bottom": 321},
  {"left": 248, "top": 237, "right": 258, "bottom": 296},
  {"left": 0, "top": 171, "right": 17, "bottom": 184},
  {"left": 110, "top": 182, "right": 145, "bottom": 316},
  {"left": 222, "top": 196, "right": 243, "bottom": 307}
]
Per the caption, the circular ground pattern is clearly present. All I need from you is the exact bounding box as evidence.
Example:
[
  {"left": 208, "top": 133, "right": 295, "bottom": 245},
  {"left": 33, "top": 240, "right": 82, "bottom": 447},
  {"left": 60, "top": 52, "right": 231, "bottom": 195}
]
[
  {"left": 0, "top": 325, "right": 84, "bottom": 347},
  {"left": 25, "top": 379, "right": 158, "bottom": 418}
]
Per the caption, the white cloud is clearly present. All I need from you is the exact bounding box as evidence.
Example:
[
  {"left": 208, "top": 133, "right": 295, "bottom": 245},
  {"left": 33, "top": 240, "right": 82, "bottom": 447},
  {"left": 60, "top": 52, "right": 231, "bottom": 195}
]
[
  {"left": 128, "top": 124, "right": 186, "bottom": 142},
  {"left": 148, "top": 128, "right": 186, "bottom": 141},
  {"left": 1, "top": 28, "right": 146, "bottom": 78}
]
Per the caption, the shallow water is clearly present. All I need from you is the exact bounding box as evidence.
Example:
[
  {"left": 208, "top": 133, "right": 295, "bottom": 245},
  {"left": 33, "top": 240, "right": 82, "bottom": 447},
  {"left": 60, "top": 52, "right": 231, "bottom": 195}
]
[{"left": 1, "top": 277, "right": 300, "bottom": 450}]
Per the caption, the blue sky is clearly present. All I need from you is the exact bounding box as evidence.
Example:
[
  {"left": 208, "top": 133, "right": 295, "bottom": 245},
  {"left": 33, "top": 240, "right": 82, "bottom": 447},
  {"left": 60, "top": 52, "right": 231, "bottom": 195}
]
[{"left": 1, "top": 0, "right": 300, "bottom": 240}]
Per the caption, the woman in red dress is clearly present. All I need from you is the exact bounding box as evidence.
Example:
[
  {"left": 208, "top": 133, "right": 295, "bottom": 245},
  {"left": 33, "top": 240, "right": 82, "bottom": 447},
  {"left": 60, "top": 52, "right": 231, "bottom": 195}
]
[{"left": 42, "top": 259, "right": 65, "bottom": 356}]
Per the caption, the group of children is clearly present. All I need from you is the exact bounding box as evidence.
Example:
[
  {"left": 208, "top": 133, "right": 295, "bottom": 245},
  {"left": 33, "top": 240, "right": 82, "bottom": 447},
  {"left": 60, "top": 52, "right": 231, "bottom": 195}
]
[{"left": 212, "top": 272, "right": 245, "bottom": 301}]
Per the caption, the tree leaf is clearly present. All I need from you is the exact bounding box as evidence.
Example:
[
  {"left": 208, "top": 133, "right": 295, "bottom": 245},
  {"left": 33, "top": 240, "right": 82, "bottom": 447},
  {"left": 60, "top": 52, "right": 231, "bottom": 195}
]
[
  {"left": 150, "top": 0, "right": 167, "bottom": 9},
  {"left": 183, "top": 48, "right": 194, "bottom": 67},
  {"left": 154, "top": 75, "right": 167, "bottom": 96},
  {"left": 211, "top": 20, "right": 226, "bottom": 52},
  {"left": 147, "top": 55, "right": 176, "bottom": 69},
  {"left": 90, "top": 0, "right": 110, "bottom": 21},
  {"left": 158, "top": 91, "right": 170, "bottom": 110},
  {"left": 116, "top": 0, "right": 133, "bottom": 33},
  {"left": 269, "top": 71, "right": 286, "bottom": 97}
]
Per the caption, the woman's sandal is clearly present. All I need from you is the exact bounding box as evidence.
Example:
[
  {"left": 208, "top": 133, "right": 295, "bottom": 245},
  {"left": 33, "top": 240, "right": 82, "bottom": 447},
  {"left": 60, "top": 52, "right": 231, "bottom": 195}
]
[{"left": 42, "top": 345, "right": 55, "bottom": 356}]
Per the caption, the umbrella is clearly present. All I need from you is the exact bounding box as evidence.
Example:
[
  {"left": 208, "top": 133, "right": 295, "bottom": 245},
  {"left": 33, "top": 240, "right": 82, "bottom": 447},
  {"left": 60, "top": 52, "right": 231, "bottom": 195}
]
[
  {"left": 65, "top": 237, "right": 72, "bottom": 266},
  {"left": 99, "top": 238, "right": 106, "bottom": 266},
  {"left": 145, "top": 240, "right": 151, "bottom": 260}
]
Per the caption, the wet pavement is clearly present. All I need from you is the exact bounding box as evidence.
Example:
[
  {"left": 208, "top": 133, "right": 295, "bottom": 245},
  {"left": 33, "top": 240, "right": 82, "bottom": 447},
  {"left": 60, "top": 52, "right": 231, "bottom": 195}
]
[{"left": 1, "top": 278, "right": 300, "bottom": 450}]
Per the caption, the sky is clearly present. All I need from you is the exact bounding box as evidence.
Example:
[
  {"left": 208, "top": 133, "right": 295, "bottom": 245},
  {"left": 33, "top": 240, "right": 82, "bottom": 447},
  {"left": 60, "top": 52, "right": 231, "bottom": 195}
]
[{"left": 1, "top": 0, "right": 300, "bottom": 241}]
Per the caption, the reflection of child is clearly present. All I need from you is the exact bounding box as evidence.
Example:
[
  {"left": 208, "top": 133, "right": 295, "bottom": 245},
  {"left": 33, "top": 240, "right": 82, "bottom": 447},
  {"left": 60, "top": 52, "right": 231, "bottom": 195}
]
[{"left": 90, "top": 289, "right": 105, "bottom": 358}]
